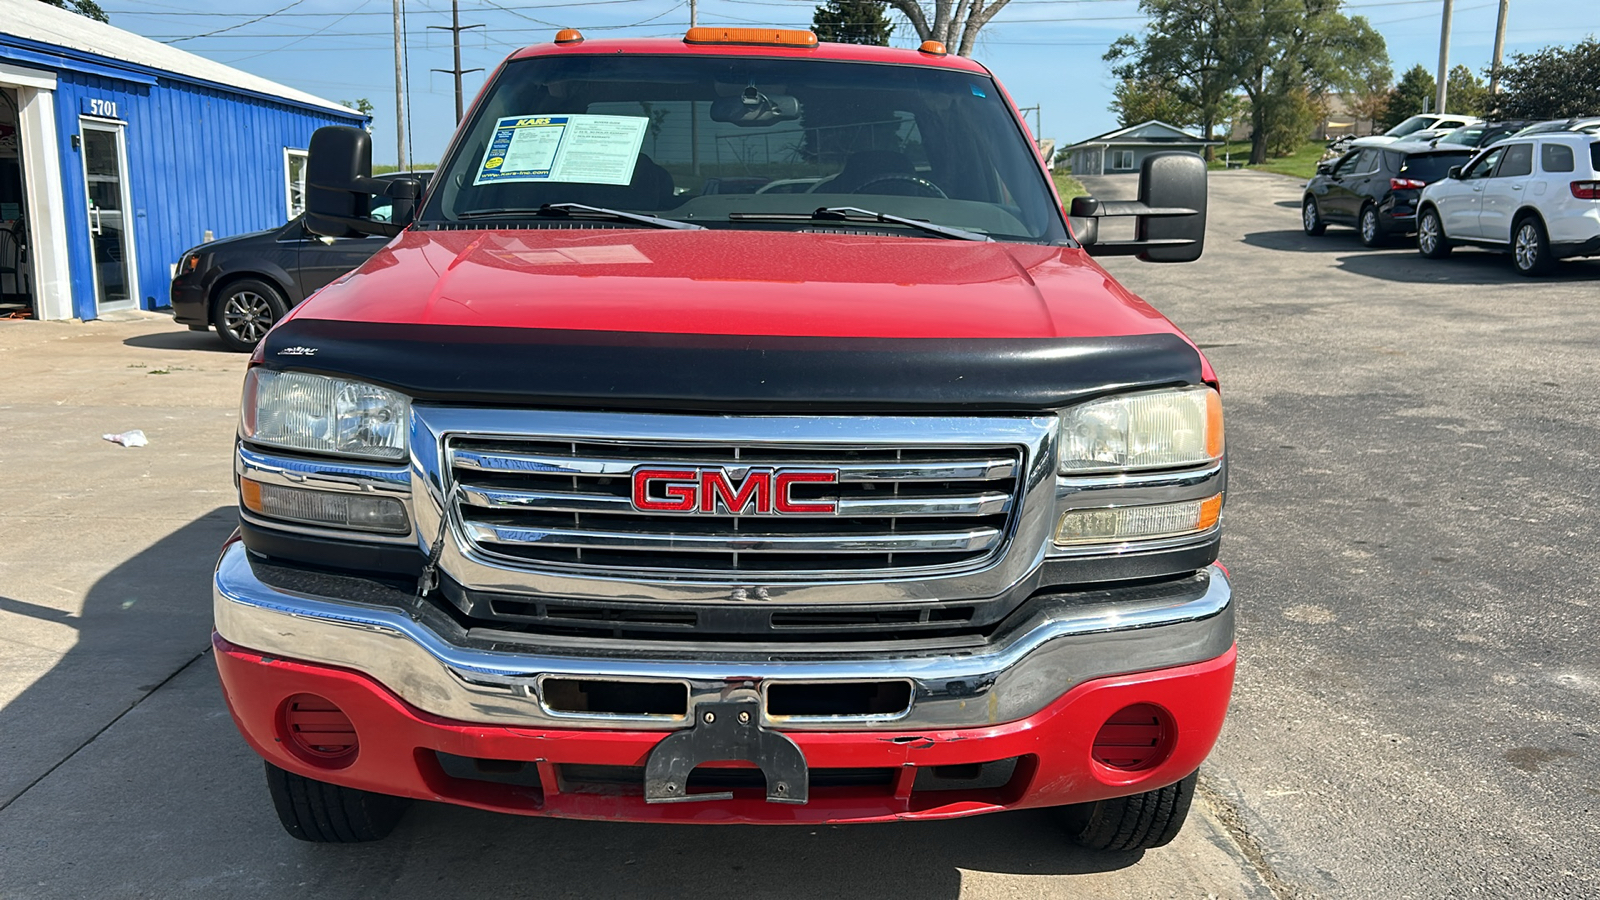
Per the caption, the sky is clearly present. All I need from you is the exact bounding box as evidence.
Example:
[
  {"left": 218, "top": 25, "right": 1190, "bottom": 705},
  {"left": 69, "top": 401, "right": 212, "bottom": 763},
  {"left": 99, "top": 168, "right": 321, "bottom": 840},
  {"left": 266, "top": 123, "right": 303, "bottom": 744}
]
[{"left": 97, "top": 0, "right": 1600, "bottom": 166}]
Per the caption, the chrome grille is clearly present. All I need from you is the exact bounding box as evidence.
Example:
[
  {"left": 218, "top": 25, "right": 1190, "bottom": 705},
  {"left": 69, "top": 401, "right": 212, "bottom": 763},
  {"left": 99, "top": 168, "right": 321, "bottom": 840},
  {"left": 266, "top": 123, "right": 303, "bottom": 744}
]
[{"left": 446, "top": 437, "right": 1025, "bottom": 576}]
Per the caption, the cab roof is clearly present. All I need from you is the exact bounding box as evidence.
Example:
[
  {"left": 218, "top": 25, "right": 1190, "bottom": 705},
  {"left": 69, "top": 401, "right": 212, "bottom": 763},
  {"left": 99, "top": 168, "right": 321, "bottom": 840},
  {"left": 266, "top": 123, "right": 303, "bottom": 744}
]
[{"left": 510, "top": 36, "right": 993, "bottom": 76}]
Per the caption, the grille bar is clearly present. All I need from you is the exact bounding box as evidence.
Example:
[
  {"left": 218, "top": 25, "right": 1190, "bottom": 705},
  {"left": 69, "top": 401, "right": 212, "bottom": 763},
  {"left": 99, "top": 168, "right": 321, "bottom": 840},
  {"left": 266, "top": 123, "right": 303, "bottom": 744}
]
[
  {"left": 447, "top": 435, "right": 1024, "bottom": 576},
  {"left": 465, "top": 522, "right": 1003, "bottom": 554},
  {"left": 460, "top": 484, "right": 1012, "bottom": 518},
  {"left": 451, "top": 448, "right": 1017, "bottom": 483}
]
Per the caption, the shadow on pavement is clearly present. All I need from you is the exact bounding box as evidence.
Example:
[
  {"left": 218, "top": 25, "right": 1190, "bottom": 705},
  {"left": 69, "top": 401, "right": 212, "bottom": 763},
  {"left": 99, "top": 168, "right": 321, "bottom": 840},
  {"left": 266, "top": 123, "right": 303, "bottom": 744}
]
[
  {"left": 280, "top": 802, "right": 1147, "bottom": 898},
  {"left": 123, "top": 329, "right": 234, "bottom": 354},
  {"left": 0, "top": 509, "right": 237, "bottom": 808},
  {"left": 1335, "top": 248, "right": 1600, "bottom": 285}
]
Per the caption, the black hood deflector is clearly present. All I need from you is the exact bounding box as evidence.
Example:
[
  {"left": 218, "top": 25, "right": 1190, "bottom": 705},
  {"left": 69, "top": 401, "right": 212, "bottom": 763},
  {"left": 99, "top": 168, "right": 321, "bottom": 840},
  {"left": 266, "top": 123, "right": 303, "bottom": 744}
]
[{"left": 260, "top": 320, "right": 1204, "bottom": 412}]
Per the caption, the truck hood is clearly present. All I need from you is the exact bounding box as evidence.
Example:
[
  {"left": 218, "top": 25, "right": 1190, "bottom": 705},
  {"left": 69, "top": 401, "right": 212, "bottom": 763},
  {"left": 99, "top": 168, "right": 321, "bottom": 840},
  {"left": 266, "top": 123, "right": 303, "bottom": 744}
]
[
  {"left": 294, "top": 228, "right": 1181, "bottom": 340},
  {"left": 266, "top": 228, "right": 1208, "bottom": 411}
]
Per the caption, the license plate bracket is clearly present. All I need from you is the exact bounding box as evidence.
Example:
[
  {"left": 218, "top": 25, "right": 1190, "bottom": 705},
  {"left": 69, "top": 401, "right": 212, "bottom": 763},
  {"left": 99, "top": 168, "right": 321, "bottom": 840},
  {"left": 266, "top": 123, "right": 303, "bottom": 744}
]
[{"left": 643, "top": 696, "right": 808, "bottom": 805}]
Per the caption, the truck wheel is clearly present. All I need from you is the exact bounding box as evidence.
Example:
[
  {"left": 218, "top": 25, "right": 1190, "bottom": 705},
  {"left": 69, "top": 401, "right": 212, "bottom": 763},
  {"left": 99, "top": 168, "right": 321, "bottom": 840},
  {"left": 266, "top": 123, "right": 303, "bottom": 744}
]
[
  {"left": 1058, "top": 770, "right": 1197, "bottom": 852},
  {"left": 1301, "top": 197, "right": 1326, "bottom": 236},
  {"left": 1512, "top": 215, "right": 1554, "bottom": 276},
  {"left": 1417, "top": 207, "right": 1451, "bottom": 259},
  {"left": 264, "top": 761, "right": 410, "bottom": 843},
  {"left": 213, "top": 278, "right": 287, "bottom": 352},
  {"left": 1358, "top": 205, "right": 1386, "bottom": 248}
]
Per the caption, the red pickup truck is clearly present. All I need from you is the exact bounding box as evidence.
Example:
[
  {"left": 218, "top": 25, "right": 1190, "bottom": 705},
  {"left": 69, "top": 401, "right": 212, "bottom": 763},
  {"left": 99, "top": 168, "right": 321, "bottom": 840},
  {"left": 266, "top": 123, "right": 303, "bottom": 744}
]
[{"left": 213, "top": 28, "right": 1232, "bottom": 854}]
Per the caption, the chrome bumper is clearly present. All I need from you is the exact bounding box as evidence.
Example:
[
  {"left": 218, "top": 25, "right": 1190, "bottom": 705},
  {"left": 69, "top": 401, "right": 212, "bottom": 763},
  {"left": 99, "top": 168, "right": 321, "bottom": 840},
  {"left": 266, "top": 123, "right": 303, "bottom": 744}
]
[{"left": 212, "top": 542, "right": 1234, "bottom": 732}]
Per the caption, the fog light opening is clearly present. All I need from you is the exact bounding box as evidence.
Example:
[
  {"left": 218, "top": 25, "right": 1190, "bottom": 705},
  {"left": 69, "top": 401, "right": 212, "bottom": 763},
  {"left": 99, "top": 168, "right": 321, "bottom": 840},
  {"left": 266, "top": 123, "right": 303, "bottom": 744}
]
[
  {"left": 1091, "top": 703, "right": 1175, "bottom": 772},
  {"left": 281, "top": 693, "right": 359, "bottom": 767}
]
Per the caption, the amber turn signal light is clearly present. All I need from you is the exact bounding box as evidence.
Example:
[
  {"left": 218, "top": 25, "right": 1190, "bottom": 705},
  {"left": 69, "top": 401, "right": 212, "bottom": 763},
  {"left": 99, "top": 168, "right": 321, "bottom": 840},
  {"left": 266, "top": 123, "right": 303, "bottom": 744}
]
[
  {"left": 554, "top": 28, "right": 584, "bottom": 44},
  {"left": 684, "top": 27, "right": 818, "bottom": 47},
  {"left": 918, "top": 40, "right": 948, "bottom": 56}
]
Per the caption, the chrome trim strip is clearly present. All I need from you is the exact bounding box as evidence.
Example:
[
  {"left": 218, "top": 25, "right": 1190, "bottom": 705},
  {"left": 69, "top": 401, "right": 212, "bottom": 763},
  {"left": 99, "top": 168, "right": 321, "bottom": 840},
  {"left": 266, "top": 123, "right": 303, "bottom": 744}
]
[
  {"left": 459, "top": 485, "right": 1012, "bottom": 518},
  {"left": 465, "top": 522, "right": 1003, "bottom": 554},
  {"left": 1057, "top": 460, "right": 1223, "bottom": 492},
  {"left": 213, "top": 542, "right": 1234, "bottom": 731},
  {"left": 451, "top": 448, "right": 1018, "bottom": 483},
  {"left": 238, "top": 444, "right": 412, "bottom": 494}
]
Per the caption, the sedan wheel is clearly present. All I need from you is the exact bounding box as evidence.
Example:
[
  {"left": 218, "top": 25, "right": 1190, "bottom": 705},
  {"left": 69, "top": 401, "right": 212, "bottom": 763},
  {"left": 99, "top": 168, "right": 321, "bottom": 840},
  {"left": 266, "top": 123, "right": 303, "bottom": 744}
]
[
  {"left": 212, "top": 278, "right": 289, "bottom": 352},
  {"left": 1513, "top": 217, "right": 1554, "bottom": 276},
  {"left": 1302, "top": 198, "right": 1326, "bottom": 236}
]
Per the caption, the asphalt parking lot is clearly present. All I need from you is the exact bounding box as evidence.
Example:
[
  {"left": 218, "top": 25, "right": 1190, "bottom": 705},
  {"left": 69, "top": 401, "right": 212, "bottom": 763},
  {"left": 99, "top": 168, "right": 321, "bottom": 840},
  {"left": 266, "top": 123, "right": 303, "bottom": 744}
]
[{"left": 2, "top": 169, "right": 1597, "bottom": 898}]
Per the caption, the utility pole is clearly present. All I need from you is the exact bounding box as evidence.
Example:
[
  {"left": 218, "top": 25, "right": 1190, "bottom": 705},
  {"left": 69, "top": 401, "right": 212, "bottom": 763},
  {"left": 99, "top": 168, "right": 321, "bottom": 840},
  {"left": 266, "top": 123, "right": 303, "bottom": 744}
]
[
  {"left": 392, "top": 0, "right": 406, "bottom": 170},
  {"left": 430, "top": 0, "right": 484, "bottom": 122},
  {"left": 689, "top": 0, "right": 697, "bottom": 27},
  {"left": 1435, "top": 0, "right": 1454, "bottom": 114},
  {"left": 1489, "top": 0, "right": 1511, "bottom": 95}
]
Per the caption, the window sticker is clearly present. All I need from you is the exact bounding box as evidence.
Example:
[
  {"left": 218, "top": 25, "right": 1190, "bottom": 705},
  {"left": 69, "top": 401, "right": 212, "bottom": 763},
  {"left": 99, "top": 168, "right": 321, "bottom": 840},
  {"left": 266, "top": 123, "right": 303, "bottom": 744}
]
[
  {"left": 970, "top": 84, "right": 987, "bottom": 98},
  {"left": 474, "top": 114, "right": 651, "bottom": 186}
]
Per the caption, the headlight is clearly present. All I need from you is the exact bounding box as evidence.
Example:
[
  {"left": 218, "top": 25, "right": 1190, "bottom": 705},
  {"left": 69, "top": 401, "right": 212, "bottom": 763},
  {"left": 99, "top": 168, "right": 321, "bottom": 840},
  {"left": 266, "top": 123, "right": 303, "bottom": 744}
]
[
  {"left": 241, "top": 370, "right": 409, "bottom": 461},
  {"left": 1059, "top": 385, "right": 1222, "bottom": 474},
  {"left": 1056, "top": 495, "right": 1222, "bottom": 546}
]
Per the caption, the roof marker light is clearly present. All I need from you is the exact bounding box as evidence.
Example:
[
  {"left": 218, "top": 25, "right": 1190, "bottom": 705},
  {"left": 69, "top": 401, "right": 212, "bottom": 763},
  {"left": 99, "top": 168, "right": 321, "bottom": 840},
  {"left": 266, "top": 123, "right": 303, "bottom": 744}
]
[
  {"left": 919, "top": 40, "right": 948, "bottom": 56},
  {"left": 554, "top": 29, "right": 584, "bottom": 44},
  {"left": 684, "top": 27, "right": 818, "bottom": 48}
]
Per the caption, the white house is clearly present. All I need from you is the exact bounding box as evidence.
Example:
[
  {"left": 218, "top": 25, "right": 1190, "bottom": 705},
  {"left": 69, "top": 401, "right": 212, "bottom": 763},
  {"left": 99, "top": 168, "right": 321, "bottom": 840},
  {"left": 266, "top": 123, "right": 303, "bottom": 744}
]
[{"left": 1059, "top": 120, "right": 1218, "bottom": 176}]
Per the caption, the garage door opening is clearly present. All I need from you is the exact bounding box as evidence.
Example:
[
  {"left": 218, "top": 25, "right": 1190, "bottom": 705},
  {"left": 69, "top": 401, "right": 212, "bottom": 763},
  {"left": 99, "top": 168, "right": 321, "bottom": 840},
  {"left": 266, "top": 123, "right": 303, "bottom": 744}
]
[{"left": 0, "top": 87, "right": 32, "bottom": 319}]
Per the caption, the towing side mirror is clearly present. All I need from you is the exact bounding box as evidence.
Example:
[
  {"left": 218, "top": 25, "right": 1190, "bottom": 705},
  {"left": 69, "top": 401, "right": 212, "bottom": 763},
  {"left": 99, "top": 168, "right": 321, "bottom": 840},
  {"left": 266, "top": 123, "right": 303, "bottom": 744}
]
[
  {"left": 305, "top": 126, "right": 418, "bottom": 239},
  {"left": 1072, "top": 152, "right": 1208, "bottom": 263}
]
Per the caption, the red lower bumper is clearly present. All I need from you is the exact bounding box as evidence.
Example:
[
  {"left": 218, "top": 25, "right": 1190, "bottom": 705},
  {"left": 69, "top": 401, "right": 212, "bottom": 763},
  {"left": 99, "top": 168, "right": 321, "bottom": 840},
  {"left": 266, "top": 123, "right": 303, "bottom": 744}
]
[{"left": 213, "top": 634, "right": 1235, "bottom": 824}]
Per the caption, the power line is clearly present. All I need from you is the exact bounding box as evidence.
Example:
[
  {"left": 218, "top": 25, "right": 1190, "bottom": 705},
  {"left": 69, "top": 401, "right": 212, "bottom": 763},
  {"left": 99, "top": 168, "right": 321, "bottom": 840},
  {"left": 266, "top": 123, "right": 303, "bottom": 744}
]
[{"left": 158, "top": 0, "right": 309, "bottom": 43}]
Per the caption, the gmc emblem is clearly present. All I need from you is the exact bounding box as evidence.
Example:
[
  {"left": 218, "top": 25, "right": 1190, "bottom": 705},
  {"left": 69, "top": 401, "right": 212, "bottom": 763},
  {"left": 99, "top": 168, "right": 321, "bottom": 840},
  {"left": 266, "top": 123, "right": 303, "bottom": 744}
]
[{"left": 630, "top": 467, "right": 838, "bottom": 515}]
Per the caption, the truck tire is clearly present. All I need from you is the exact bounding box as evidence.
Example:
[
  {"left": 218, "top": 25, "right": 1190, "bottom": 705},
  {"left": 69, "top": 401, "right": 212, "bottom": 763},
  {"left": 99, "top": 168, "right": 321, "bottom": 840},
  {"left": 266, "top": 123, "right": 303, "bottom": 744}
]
[
  {"left": 1058, "top": 770, "right": 1198, "bottom": 852},
  {"left": 264, "top": 761, "right": 410, "bottom": 843}
]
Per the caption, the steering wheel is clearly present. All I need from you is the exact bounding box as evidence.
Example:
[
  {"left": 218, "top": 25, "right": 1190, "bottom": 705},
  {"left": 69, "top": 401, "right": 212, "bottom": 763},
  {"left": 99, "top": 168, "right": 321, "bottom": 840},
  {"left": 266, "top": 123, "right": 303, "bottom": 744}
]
[{"left": 849, "top": 174, "right": 949, "bottom": 199}]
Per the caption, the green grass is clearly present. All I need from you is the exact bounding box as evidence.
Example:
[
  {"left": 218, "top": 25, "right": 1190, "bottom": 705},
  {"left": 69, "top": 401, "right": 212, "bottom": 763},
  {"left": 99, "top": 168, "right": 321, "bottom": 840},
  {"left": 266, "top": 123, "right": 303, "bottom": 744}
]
[
  {"left": 1052, "top": 171, "right": 1088, "bottom": 200},
  {"left": 373, "top": 162, "right": 436, "bottom": 176},
  {"left": 1206, "top": 140, "right": 1327, "bottom": 181}
]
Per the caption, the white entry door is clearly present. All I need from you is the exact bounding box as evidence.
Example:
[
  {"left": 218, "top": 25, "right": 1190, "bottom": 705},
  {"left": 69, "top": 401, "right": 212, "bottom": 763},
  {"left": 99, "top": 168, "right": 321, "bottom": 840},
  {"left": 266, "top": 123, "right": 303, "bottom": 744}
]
[{"left": 79, "top": 119, "right": 138, "bottom": 312}]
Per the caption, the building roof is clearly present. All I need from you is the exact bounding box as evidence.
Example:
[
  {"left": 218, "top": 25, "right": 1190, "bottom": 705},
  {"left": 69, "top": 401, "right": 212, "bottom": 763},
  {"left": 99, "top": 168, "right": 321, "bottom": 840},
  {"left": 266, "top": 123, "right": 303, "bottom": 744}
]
[
  {"left": 1062, "top": 120, "right": 1219, "bottom": 150},
  {"left": 0, "top": 0, "right": 362, "bottom": 119}
]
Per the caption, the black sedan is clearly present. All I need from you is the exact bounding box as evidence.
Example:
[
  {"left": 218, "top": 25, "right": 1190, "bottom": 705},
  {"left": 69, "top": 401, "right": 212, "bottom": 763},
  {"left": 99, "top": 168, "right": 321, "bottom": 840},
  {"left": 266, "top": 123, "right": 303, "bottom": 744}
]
[
  {"left": 170, "top": 172, "right": 429, "bottom": 351},
  {"left": 1301, "top": 144, "right": 1472, "bottom": 247}
]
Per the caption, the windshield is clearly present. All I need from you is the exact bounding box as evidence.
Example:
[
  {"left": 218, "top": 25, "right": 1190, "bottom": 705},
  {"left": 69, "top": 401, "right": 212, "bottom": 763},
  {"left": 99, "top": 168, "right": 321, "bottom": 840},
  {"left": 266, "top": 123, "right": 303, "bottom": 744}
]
[
  {"left": 1436, "top": 125, "right": 1484, "bottom": 146},
  {"left": 1386, "top": 115, "right": 1435, "bottom": 138},
  {"left": 421, "top": 54, "right": 1067, "bottom": 243}
]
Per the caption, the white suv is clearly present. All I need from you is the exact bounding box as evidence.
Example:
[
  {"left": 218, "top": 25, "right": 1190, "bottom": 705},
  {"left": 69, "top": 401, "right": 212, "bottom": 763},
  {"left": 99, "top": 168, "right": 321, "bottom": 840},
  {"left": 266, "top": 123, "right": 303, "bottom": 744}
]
[{"left": 1415, "top": 133, "right": 1600, "bottom": 275}]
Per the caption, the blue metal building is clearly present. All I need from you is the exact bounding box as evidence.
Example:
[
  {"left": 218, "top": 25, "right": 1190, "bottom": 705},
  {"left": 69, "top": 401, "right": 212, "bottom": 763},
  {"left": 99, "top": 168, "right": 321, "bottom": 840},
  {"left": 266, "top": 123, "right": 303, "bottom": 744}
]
[{"left": 0, "top": 2, "right": 366, "bottom": 322}]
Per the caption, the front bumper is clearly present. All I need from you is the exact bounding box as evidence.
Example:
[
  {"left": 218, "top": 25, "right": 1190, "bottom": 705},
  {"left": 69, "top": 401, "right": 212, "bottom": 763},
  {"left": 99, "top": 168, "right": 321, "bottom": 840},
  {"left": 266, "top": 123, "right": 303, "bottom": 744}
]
[
  {"left": 213, "top": 542, "right": 1237, "bottom": 821},
  {"left": 170, "top": 274, "right": 207, "bottom": 326}
]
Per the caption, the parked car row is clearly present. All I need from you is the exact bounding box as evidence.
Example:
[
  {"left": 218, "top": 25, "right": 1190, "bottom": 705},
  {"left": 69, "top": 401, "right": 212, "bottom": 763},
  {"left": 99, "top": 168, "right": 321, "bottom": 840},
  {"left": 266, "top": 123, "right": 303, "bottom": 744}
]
[{"left": 1304, "top": 131, "right": 1600, "bottom": 276}]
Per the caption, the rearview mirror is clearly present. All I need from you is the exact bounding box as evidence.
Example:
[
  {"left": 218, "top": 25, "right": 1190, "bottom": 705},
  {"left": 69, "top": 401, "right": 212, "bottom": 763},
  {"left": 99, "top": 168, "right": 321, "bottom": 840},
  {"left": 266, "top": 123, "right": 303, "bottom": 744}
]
[
  {"left": 305, "top": 126, "right": 416, "bottom": 238},
  {"left": 709, "top": 88, "right": 800, "bottom": 127}
]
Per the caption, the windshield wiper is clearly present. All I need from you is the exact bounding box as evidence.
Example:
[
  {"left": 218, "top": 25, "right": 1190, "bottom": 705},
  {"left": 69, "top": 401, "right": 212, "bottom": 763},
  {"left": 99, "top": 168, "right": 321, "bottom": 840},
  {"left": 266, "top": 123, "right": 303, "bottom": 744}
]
[
  {"left": 456, "top": 203, "right": 703, "bottom": 230},
  {"left": 728, "top": 206, "right": 992, "bottom": 242}
]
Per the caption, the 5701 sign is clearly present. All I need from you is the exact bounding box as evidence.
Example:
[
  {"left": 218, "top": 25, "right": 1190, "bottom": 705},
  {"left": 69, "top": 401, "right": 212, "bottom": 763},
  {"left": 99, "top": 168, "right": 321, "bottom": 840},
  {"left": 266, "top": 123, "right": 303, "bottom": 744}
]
[{"left": 81, "top": 97, "right": 122, "bottom": 119}]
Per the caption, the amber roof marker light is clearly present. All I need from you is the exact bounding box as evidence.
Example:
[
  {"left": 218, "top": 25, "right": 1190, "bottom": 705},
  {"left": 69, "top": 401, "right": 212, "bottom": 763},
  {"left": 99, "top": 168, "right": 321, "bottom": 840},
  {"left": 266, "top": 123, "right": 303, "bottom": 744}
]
[
  {"left": 684, "top": 27, "right": 819, "bottom": 48},
  {"left": 554, "top": 28, "right": 584, "bottom": 44},
  {"left": 919, "top": 40, "right": 948, "bottom": 56}
]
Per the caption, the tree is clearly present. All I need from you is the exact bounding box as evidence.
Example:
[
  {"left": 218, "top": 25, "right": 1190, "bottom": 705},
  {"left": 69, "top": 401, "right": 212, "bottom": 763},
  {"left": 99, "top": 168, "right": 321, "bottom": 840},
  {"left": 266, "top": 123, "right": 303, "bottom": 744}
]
[
  {"left": 1445, "top": 64, "right": 1488, "bottom": 116},
  {"left": 1108, "top": 78, "right": 1196, "bottom": 129},
  {"left": 1380, "top": 64, "right": 1434, "bottom": 129},
  {"left": 1495, "top": 38, "right": 1600, "bottom": 119},
  {"left": 1231, "top": 0, "right": 1390, "bottom": 164},
  {"left": 813, "top": 0, "right": 894, "bottom": 45},
  {"left": 883, "top": 0, "right": 1012, "bottom": 56},
  {"left": 37, "top": 0, "right": 108, "bottom": 22},
  {"left": 340, "top": 99, "right": 376, "bottom": 117},
  {"left": 1343, "top": 63, "right": 1393, "bottom": 132},
  {"left": 1104, "top": 0, "right": 1239, "bottom": 160}
]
